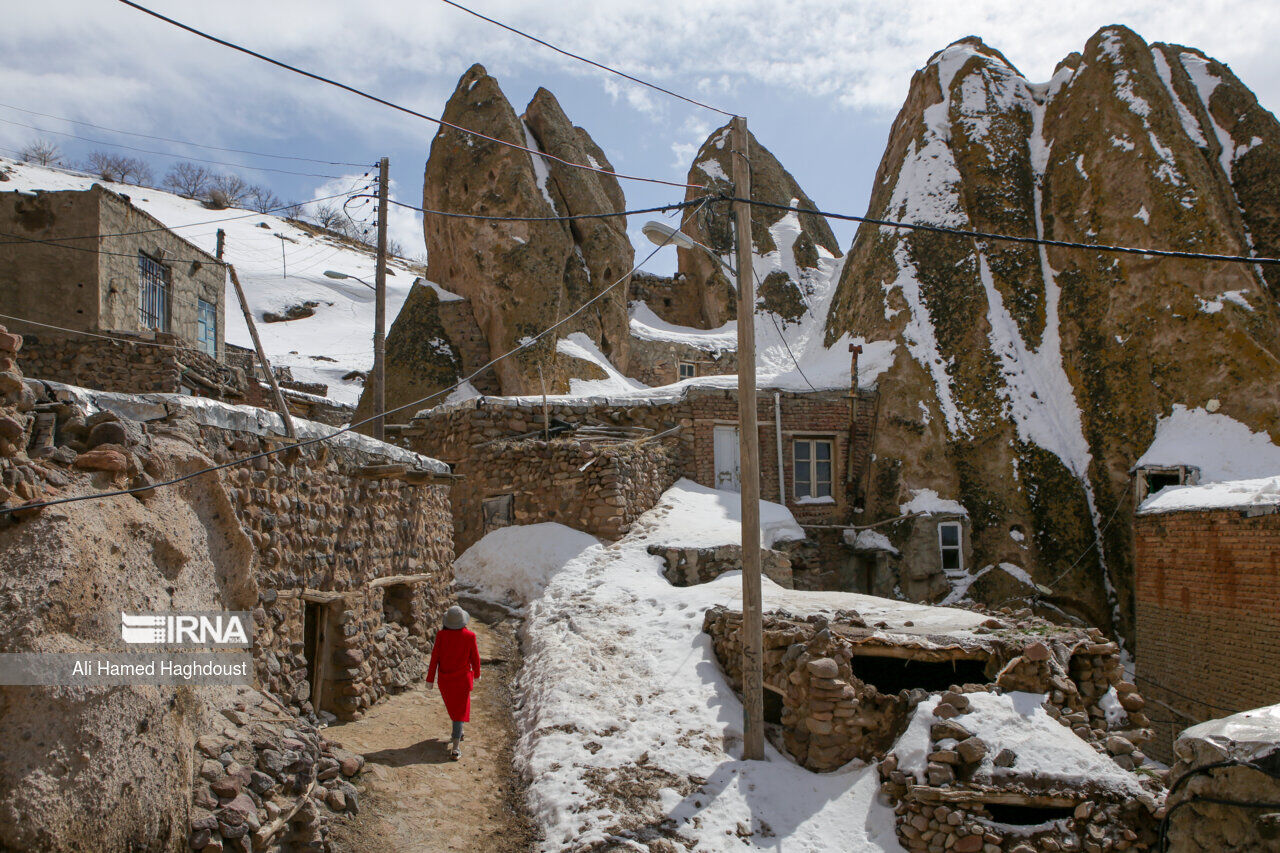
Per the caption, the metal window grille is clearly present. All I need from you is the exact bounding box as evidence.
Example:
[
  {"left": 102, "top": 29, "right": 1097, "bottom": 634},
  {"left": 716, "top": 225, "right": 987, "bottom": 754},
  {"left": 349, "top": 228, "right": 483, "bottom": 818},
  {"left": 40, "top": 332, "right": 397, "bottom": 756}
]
[
  {"left": 793, "top": 438, "right": 833, "bottom": 499},
  {"left": 196, "top": 298, "right": 217, "bottom": 357},
  {"left": 138, "top": 252, "right": 170, "bottom": 332}
]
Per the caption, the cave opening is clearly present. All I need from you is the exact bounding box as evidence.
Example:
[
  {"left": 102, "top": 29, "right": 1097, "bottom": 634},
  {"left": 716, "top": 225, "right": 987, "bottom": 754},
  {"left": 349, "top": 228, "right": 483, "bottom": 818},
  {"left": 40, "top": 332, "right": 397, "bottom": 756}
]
[
  {"left": 849, "top": 654, "right": 990, "bottom": 695},
  {"left": 981, "top": 802, "right": 1076, "bottom": 826}
]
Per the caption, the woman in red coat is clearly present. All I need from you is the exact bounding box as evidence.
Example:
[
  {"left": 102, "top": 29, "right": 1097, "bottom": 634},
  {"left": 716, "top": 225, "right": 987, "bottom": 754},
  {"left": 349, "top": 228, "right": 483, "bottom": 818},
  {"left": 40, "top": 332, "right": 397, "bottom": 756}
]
[{"left": 426, "top": 605, "right": 481, "bottom": 760}]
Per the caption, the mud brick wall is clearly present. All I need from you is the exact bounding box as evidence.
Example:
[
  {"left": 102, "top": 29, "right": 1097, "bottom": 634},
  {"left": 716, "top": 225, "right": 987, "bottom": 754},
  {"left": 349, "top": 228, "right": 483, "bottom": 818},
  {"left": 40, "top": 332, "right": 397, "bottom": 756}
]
[
  {"left": 201, "top": 430, "right": 455, "bottom": 721},
  {"left": 1134, "top": 507, "right": 1280, "bottom": 763},
  {"left": 444, "top": 435, "right": 682, "bottom": 553},
  {"left": 18, "top": 331, "right": 247, "bottom": 401}
]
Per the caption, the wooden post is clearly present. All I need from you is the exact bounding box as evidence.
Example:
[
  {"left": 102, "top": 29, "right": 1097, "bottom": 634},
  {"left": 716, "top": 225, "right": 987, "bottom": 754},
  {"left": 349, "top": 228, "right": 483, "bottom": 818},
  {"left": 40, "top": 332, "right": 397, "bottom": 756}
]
[
  {"left": 538, "top": 363, "right": 550, "bottom": 443},
  {"left": 731, "top": 115, "right": 764, "bottom": 762},
  {"left": 216, "top": 228, "right": 225, "bottom": 262},
  {"left": 372, "top": 156, "right": 389, "bottom": 441},
  {"left": 227, "top": 262, "right": 296, "bottom": 438}
]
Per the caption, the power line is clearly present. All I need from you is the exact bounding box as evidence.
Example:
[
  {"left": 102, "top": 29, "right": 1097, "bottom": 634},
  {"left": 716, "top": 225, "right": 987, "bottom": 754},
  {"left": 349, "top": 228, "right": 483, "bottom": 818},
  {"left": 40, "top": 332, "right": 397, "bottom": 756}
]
[
  {"left": 727, "top": 196, "right": 1280, "bottom": 266},
  {"left": 115, "top": 0, "right": 703, "bottom": 192},
  {"left": 437, "top": 0, "right": 735, "bottom": 118},
  {"left": 0, "top": 116, "right": 349, "bottom": 179},
  {"left": 0, "top": 100, "right": 369, "bottom": 167},
  {"left": 381, "top": 195, "right": 707, "bottom": 222},
  {"left": 0, "top": 203, "right": 700, "bottom": 517},
  {"left": 0, "top": 312, "right": 219, "bottom": 352}
]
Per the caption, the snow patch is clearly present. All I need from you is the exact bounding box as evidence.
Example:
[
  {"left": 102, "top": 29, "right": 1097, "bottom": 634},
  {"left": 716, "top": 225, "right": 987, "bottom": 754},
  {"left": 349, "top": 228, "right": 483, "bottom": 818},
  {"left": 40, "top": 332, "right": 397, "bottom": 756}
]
[
  {"left": 899, "top": 488, "right": 967, "bottom": 517},
  {"left": 455, "top": 523, "right": 600, "bottom": 609},
  {"left": 1137, "top": 404, "right": 1280, "bottom": 482}
]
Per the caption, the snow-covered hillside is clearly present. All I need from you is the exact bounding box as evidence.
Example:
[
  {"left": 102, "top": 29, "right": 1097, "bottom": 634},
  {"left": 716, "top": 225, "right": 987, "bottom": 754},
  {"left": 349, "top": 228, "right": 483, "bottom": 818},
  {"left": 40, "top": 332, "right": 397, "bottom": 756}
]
[{"left": 0, "top": 157, "right": 454, "bottom": 405}]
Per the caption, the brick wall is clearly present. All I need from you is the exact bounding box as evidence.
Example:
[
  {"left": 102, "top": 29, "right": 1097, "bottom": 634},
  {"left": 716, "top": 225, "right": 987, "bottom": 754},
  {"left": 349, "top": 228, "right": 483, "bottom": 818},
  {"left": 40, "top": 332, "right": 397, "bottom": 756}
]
[
  {"left": 626, "top": 336, "right": 737, "bottom": 387},
  {"left": 1134, "top": 507, "right": 1280, "bottom": 762}
]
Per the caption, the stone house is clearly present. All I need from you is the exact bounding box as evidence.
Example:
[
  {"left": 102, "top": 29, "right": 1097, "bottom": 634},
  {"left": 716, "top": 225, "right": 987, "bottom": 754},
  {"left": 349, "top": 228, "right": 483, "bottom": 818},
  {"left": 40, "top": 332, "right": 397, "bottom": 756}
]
[
  {"left": 0, "top": 184, "right": 237, "bottom": 398},
  {"left": 401, "top": 385, "right": 867, "bottom": 560},
  {"left": 703, "top": 602, "right": 1162, "bottom": 851},
  {"left": 1133, "top": 476, "right": 1280, "bottom": 763}
]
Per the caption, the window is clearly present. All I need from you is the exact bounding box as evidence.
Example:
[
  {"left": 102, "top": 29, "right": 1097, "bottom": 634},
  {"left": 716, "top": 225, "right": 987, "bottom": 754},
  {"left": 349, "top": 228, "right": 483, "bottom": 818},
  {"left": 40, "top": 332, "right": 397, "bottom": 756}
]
[
  {"left": 482, "top": 494, "right": 514, "bottom": 534},
  {"left": 196, "top": 298, "right": 217, "bottom": 357},
  {"left": 939, "top": 522, "right": 963, "bottom": 571},
  {"left": 678, "top": 361, "right": 697, "bottom": 381},
  {"left": 138, "top": 251, "right": 170, "bottom": 332},
  {"left": 793, "top": 438, "right": 833, "bottom": 500}
]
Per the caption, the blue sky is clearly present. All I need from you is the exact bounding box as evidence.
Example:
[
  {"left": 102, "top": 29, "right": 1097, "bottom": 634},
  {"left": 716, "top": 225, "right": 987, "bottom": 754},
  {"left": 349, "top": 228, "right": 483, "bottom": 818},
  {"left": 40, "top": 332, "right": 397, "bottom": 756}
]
[{"left": 5, "top": 0, "right": 1279, "bottom": 274}]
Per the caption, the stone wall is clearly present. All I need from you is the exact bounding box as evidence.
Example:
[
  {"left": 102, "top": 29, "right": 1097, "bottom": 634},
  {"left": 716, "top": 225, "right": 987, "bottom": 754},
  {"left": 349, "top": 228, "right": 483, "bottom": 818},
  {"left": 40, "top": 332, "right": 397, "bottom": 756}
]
[
  {"left": 0, "top": 325, "right": 455, "bottom": 852},
  {"left": 18, "top": 330, "right": 248, "bottom": 401},
  {"left": 626, "top": 335, "right": 737, "bottom": 387},
  {"left": 1165, "top": 706, "right": 1280, "bottom": 852},
  {"left": 1134, "top": 506, "right": 1280, "bottom": 763},
  {"left": 445, "top": 434, "right": 681, "bottom": 553},
  {"left": 649, "top": 543, "right": 793, "bottom": 588}
]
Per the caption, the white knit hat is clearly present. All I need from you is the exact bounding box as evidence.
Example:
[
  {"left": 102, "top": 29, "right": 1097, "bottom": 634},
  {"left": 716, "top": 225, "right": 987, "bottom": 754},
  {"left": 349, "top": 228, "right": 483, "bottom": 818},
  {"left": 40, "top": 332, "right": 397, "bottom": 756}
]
[{"left": 443, "top": 605, "right": 469, "bottom": 630}]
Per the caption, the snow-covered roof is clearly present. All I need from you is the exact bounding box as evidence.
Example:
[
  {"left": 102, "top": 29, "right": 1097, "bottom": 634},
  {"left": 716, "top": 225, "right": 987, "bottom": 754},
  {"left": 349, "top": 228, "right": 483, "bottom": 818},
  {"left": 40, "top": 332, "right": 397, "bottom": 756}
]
[
  {"left": 43, "top": 380, "right": 449, "bottom": 473},
  {"left": 899, "top": 488, "right": 968, "bottom": 517},
  {"left": 628, "top": 302, "right": 737, "bottom": 353},
  {"left": 1137, "top": 475, "right": 1280, "bottom": 515},
  {"left": 894, "top": 692, "right": 1146, "bottom": 795},
  {"left": 1134, "top": 404, "right": 1280, "bottom": 482},
  {"left": 1178, "top": 702, "right": 1280, "bottom": 764}
]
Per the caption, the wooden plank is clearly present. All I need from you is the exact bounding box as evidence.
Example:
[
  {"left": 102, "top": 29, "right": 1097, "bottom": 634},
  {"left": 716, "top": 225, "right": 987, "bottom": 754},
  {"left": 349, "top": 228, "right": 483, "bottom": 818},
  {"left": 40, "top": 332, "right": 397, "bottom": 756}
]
[
  {"left": 300, "top": 590, "right": 346, "bottom": 604},
  {"left": 367, "top": 573, "right": 434, "bottom": 589},
  {"left": 907, "top": 786, "right": 1079, "bottom": 808}
]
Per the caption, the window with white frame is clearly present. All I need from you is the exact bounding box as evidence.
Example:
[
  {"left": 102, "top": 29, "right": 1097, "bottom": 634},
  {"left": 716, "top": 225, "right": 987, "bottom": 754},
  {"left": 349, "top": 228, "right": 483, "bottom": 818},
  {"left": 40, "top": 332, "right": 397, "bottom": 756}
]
[
  {"left": 138, "top": 251, "right": 170, "bottom": 332},
  {"left": 678, "top": 361, "right": 697, "bottom": 381},
  {"left": 938, "top": 521, "right": 963, "bottom": 571},
  {"left": 196, "top": 298, "right": 217, "bottom": 357},
  {"left": 792, "top": 437, "right": 833, "bottom": 500}
]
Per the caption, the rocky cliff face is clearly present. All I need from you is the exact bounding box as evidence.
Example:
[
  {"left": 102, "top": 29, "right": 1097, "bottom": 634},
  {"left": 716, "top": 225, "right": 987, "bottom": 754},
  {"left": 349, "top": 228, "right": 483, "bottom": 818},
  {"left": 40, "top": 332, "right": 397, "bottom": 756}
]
[
  {"left": 420, "top": 65, "right": 633, "bottom": 397},
  {"left": 825, "top": 26, "right": 1280, "bottom": 640},
  {"left": 654, "top": 123, "right": 842, "bottom": 330}
]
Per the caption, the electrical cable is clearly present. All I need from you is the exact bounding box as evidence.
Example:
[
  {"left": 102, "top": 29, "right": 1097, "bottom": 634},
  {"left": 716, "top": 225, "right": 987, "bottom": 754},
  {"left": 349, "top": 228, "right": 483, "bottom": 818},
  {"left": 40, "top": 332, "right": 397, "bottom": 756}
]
[
  {"left": 1131, "top": 674, "right": 1243, "bottom": 715},
  {"left": 724, "top": 196, "right": 1280, "bottom": 266},
  {"left": 0, "top": 116, "right": 348, "bottom": 179},
  {"left": 0, "top": 201, "right": 703, "bottom": 517},
  {"left": 0, "top": 312, "right": 221, "bottom": 352},
  {"left": 379, "top": 195, "right": 707, "bottom": 222},
  {"left": 0, "top": 101, "right": 369, "bottom": 166},
  {"left": 436, "top": 0, "right": 735, "bottom": 118},
  {"left": 114, "top": 0, "right": 704, "bottom": 192}
]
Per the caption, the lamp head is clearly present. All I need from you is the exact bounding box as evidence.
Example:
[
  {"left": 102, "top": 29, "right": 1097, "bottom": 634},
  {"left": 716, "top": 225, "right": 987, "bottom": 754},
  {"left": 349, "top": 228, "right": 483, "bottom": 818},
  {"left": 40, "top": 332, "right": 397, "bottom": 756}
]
[
  {"left": 641, "top": 220, "right": 698, "bottom": 251},
  {"left": 323, "top": 270, "right": 350, "bottom": 280}
]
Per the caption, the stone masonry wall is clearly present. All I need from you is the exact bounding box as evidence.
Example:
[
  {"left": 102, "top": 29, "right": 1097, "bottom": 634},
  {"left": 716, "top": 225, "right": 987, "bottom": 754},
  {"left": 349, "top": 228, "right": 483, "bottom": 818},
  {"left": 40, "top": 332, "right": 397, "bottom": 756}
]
[
  {"left": 19, "top": 331, "right": 248, "bottom": 401},
  {"left": 1135, "top": 507, "right": 1280, "bottom": 763},
  {"left": 626, "top": 336, "right": 737, "bottom": 387},
  {"left": 446, "top": 435, "right": 681, "bottom": 553}
]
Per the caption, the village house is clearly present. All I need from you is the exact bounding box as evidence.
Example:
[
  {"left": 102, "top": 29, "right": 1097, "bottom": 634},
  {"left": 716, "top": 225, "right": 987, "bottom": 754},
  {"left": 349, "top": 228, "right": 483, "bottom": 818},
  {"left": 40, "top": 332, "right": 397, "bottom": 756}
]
[{"left": 1133, "top": 475, "right": 1280, "bottom": 763}]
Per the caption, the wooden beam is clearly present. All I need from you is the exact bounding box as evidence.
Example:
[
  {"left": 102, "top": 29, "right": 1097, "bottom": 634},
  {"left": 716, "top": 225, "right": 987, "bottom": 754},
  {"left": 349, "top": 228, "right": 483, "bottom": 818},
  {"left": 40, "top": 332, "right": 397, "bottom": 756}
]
[
  {"left": 847, "top": 640, "right": 990, "bottom": 662},
  {"left": 356, "top": 462, "right": 409, "bottom": 480},
  {"left": 227, "top": 263, "right": 296, "bottom": 438},
  {"left": 907, "top": 786, "right": 1080, "bottom": 808},
  {"left": 367, "top": 573, "right": 435, "bottom": 589},
  {"left": 300, "top": 590, "right": 346, "bottom": 604}
]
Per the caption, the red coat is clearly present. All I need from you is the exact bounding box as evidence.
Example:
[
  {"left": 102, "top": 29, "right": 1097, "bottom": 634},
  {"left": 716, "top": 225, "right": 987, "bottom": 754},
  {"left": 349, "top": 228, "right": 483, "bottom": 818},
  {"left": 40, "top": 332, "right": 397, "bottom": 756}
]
[{"left": 427, "top": 627, "right": 481, "bottom": 722}]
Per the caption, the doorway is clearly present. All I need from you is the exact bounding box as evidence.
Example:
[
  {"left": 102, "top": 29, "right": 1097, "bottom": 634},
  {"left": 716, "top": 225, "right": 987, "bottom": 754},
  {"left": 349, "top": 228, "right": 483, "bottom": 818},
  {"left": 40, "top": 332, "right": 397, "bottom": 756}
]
[
  {"left": 713, "top": 425, "right": 741, "bottom": 492},
  {"left": 303, "top": 600, "right": 332, "bottom": 712}
]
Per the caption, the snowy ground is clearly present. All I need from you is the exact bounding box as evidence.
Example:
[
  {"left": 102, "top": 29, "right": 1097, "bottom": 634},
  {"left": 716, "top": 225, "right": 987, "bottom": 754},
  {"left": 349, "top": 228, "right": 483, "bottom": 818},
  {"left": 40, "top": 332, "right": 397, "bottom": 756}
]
[
  {"left": 1, "top": 158, "right": 446, "bottom": 405},
  {"left": 452, "top": 481, "right": 1023, "bottom": 851}
]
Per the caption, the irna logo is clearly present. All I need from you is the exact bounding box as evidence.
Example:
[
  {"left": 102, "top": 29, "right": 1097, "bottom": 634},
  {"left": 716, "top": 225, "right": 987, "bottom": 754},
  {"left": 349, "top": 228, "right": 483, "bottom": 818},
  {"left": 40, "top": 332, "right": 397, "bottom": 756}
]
[{"left": 120, "top": 612, "right": 251, "bottom": 647}]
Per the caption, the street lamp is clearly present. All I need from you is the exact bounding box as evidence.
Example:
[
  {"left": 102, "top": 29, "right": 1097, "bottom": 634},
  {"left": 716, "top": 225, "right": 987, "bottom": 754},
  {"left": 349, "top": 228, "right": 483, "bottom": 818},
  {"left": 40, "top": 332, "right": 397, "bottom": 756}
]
[
  {"left": 324, "top": 269, "right": 375, "bottom": 291},
  {"left": 644, "top": 118, "right": 764, "bottom": 765},
  {"left": 641, "top": 221, "right": 737, "bottom": 278},
  {"left": 325, "top": 269, "right": 384, "bottom": 441}
]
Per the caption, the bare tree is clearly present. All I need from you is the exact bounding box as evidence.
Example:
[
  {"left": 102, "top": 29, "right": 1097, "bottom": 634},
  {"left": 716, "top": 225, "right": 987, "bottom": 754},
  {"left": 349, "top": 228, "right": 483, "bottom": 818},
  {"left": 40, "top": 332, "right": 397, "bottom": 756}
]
[
  {"left": 280, "top": 202, "right": 304, "bottom": 220},
  {"left": 205, "top": 173, "right": 250, "bottom": 208},
  {"left": 311, "top": 202, "right": 345, "bottom": 231},
  {"left": 18, "top": 139, "right": 61, "bottom": 166},
  {"left": 387, "top": 237, "right": 405, "bottom": 258},
  {"left": 162, "top": 162, "right": 212, "bottom": 198},
  {"left": 83, "top": 151, "right": 153, "bottom": 185},
  {"left": 245, "top": 184, "right": 283, "bottom": 213}
]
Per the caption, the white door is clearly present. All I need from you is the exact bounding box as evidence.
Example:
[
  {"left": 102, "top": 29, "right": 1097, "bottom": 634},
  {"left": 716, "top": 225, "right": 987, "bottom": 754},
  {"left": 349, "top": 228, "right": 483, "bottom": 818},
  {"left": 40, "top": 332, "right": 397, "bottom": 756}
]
[{"left": 713, "top": 425, "right": 741, "bottom": 492}]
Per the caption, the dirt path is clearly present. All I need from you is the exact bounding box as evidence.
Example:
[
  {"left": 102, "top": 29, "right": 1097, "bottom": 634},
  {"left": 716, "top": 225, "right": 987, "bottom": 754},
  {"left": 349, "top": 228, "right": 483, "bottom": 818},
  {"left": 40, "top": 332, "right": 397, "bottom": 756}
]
[{"left": 327, "top": 612, "right": 538, "bottom": 852}]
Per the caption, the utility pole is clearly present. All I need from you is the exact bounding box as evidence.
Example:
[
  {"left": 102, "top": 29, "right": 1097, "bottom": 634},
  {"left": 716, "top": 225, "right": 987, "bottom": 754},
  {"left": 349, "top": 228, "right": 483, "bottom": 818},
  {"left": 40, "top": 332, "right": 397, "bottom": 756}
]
[
  {"left": 731, "top": 116, "right": 764, "bottom": 761},
  {"left": 373, "top": 156, "right": 389, "bottom": 442}
]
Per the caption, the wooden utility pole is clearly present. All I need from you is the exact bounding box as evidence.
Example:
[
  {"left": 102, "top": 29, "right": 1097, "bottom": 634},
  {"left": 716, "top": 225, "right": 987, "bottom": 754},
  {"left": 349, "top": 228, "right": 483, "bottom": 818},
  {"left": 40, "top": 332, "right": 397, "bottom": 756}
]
[
  {"left": 731, "top": 116, "right": 764, "bottom": 761},
  {"left": 372, "top": 157, "right": 389, "bottom": 441},
  {"left": 220, "top": 233, "right": 295, "bottom": 438}
]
